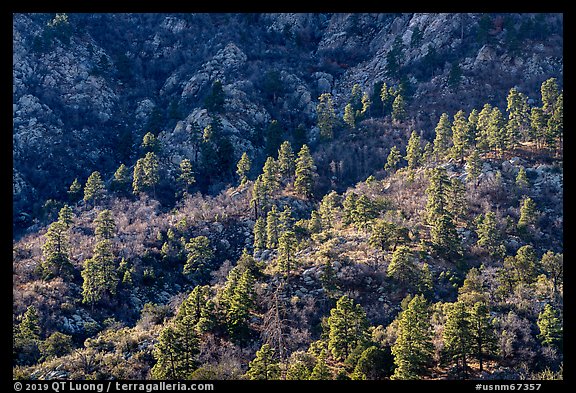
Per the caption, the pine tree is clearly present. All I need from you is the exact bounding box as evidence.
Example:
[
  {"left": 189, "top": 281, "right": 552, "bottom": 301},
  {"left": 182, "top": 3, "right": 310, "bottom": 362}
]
[
  {"left": 443, "top": 301, "right": 473, "bottom": 378},
  {"left": 487, "top": 107, "right": 506, "bottom": 157},
  {"left": 405, "top": 131, "right": 422, "bottom": 171},
  {"left": 178, "top": 159, "right": 195, "bottom": 193},
  {"left": 245, "top": 344, "right": 280, "bottom": 380},
  {"left": 236, "top": 152, "right": 252, "bottom": 186},
  {"left": 475, "top": 104, "right": 493, "bottom": 153},
  {"left": 133, "top": 152, "right": 160, "bottom": 196},
  {"left": 547, "top": 93, "right": 563, "bottom": 154},
  {"left": 266, "top": 205, "right": 280, "bottom": 249},
  {"left": 515, "top": 167, "right": 530, "bottom": 191},
  {"left": 265, "top": 120, "right": 284, "bottom": 158},
  {"left": 451, "top": 110, "right": 470, "bottom": 162},
  {"left": 530, "top": 107, "right": 546, "bottom": 150},
  {"left": 385, "top": 145, "right": 402, "bottom": 172},
  {"left": 369, "top": 220, "right": 409, "bottom": 252},
  {"left": 317, "top": 93, "right": 335, "bottom": 141},
  {"left": 475, "top": 212, "right": 503, "bottom": 259},
  {"left": 227, "top": 269, "right": 256, "bottom": 340},
  {"left": 204, "top": 79, "right": 225, "bottom": 114},
  {"left": 279, "top": 205, "right": 294, "bottom": 234},
  {"left": 391, "top": 295, "right": 433, "bottom": 380},
  {"left": 183, "top": 236, "right": 214, "bottom": 279},
  {"left": 506, "top": 87, "right": 529, "bottom": 148},
  {"left": 57, "top": 204, "right": 74, "bottom": 229},
  {"left": 465, "top": 149, "right": 482, "bottom": 186},
  {"left": 327, "top": 295, "right": 370, "bottom": 361},
  {"left": 448, "top": 177, "right": 467, "bottom": 222},
  {"left": 41, "top": 220, "right": 73, "bottom": 279},
  {"left": 360, "top": 92, "right": 371, "bottom": 119},
  {"left": 391, "top": 93, "right": 406, "bottom": 122},
  {"left": 67, "top": 177, "right": 82, "bottom": 203},
  {"left": 458, "top": 267, "right": 488, "bottom": 306},
  {"left": 81, "top": 240, "right": 116, "bottom": 306},
  {"left": 537, "top": 304, "right": 562, "bottom": 350},
  {"left": 318, "top": 191, "right": 339, "bottom": 231},
  {"left": 467, "top": 109, "right": 479, "bottom": 146},
  {"left": 517, "top": 196, "right": 538, "bottom": 234},
  {"left": 309, "top": 349, "right": 332, "bottom": 380},
  {"left": 262, "top": 157, "right": 280, "bottom": 195},
  {"left": 353, "top": 195, "right": 377, "bottom": 232},
  {"left": 469, "top": 302, "right": 497, "bottom": 372},
  {"left": 94, "top": 209, "right": 115, "bottom": 241},
  {"left": 433, "top": 113, "right": 452, "bottom": 160},
  {"left": 540, "top": 78, "right": 559, "bottom": 115},
  {"left": 387, "top": 245, "right": 418, "bottom": 288},
  {"left": 511, "top": 244, "right": 538, "bottom": 285},
  {"left": 14, "top": 305, "right": 41, "bottom": 365},
  {"left": 294, "top": 144, "right": 316, "bottom": 199},
  {"left": 277, "top": 229, "right": 297, "bottom": 278},
  {"left": 380, "top": 82, "right": 392, "bottom": 116},
  {"left": 151, "top": 317, "right": 200, "bottom": 379},
  {"left": 250, "top": 174, "right": 269, "bottom": 219},
  {"left": 112, "top": 164, "right": 131, "bottom": 194},
  {"left": 142, "top": 131, "right": 160, "bottom": 154},
  {"left": 277, "top": 141, "right": 295, "bottom": 180},
  {"left": 342, "top": 192, "right": 358, "bottom": 226},
  {"left": 343, "top": 103, "right": 356, "bottom": 129},
  {"left": 253, "top": 217, "right": 267, "bottom": 251},
  {"left": 83, "top": 171, "right": 105, "bottom": 206}
]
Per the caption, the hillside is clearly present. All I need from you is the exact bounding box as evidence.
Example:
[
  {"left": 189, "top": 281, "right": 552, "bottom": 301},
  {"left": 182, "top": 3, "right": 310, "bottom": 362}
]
[{"left": 13, "top": 13, "right": 563, "bottom": 382}]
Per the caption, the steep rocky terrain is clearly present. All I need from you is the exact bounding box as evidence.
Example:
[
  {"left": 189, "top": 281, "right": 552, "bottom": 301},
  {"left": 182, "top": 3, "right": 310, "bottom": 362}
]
[
  {"left": 13, "top": 13, "right": 563, "bottom": 382},
  {"left": 13, "top": 13, "right": 562, "bottom": 232}
]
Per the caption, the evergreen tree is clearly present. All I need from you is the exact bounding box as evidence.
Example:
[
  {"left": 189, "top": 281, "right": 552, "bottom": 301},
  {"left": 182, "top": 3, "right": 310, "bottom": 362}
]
[
  {"left": 529, "top": 107, "right": 546, "bottom": 150},
  {"left": 475, "top": 104, "right": 493, "bottom": 153},
  {"left": 405, "top": 131, "right": 422, "bottom": 171},
  {"left": 465, "top": 149, "right": 482, "bottom": 186},
  {"left": 250, "top": 175, "right": 269, "bottom": 219},
  {"left": 277, "top": 229, "right": 297, "bottom": 278},
  {"left": 443, "top": 301, "right": 473, "bottom": 378},
  {"left": 515, "top": 167, "right": 530, "bottom": 191},
  {"left": 318, "top": 191, "right": 339, "bottom": 231},
  {"left": 227, "top": 269, "right": 256, "bottom": 340},
  {"left": 391, "top": 295, "right": 433, "bottom": 380},
  {"left": 380, "top": 82, "right": 392, "bottom": 116},
  {"left": 327, "top": 295, "right": 370, "bottom": 361},
  {"left": 537, "top": 304, "right": 563, "bottom": 350},
  {"left": 294, "top": 145, "right": 316, "bottom": 199},
  {"left": 421, "top": 141, "right": 434, "bottom": 166},
  {"left": 57, "top": 204, "right": 74, "bottom": 229},
  {"left": 369, "top": 220, "right": 409, "bottom": 253},
  {"left": 352, "top": 195, "right": 377, "bottom": 232},
  {"left": 385, "top": 145, "right": 402, "bottom": 172},
  {"left": 133, "top": 152, "right": 160, "bottom": 196},
  {"left": 142, "top": 131, "right": 160, "bottom": 154},
  {"left": 540, "top": 78, "right": 559, "bottom": 115},
  {"left": 151, "top": 317, "right": 200, "bottom": 379},
  {"left": 183, "top": 236, "right": 214, "bottom": 279},
  {"left": 14, "top": 305, "right": 41, "bottom": 365},
  {"left": 262, "top": 157, "right": 280, "bottom": 195},
  {"left": 67, "top": 177, "right": 82, "bottom": 203},
  {"left": 448, "top": 177, "right": 467, "bottom": 222},
  {"left": 458, "top": 267, "right": 488, "bottom": 306},
  {"left": 253, "top": 217, "right": 267, "bottom": 251},
  {"left": 82, "top": 239, "right": 117, "bottom": 306},
  {"left": 236, "top": 152, "right": 252, "bottom": 186},
  {"left": 342, "top": 192, "right": 358, "bottom": 226},
  {"left": 317, "top": 93, "right": 336, "bottom": 141},
  {"left": 309, "top": 349, "right": 332, "bottom": 380},
  {"left": 245, "top": 344, "right": 280, "bottom": 380},
  {"left": 94, "top": 209, "right": 115, "bottom": 241},
  {"left": 41, "top": 220, "right": 73, "bottom": 279},
  {"left": 467, "top": 109, "right": 479, "bottom": 146},
  {"left": 112, "top": 164, "right": 131, "bottom": 194},
  {"left": 277, "top": 141, "right": 295, "bottom": 180},
  {"left": 547, "top": 93, "right": 563, "bottom": 154},
  {"left": 387, "top": 245, "right": 418, "bottom": 288},
  {"left": 469, "top": 302, "right": 497, "bottom": 372},
  {"left": 360, "top": 92, "right": 371, "bottom": 119},
  {"left": 487, "top": 107, "right": 506, "bottom": 157},
  {"left": 391, "top": 93, "right": 406, "bottom": 122},
  {"left": 475, "top": 212, "right": 503, "bottom": 259},
  {"left": 451, "top": 110, "right": 471, "bottom": 162},
  {"left": 292, "top": 124, "right": 308, "bottom": 152},
  {"left": 83, "top": 171, "right": 105, "bottom": 206},
  {"left": 178, "top": 159, "right": 195, "bottom": 193},
  {"left": 517, "top": 196, "right": 539, "bottom": 234},
  {"left": 343, "top": 103, "right": 356, "bottom": 129},
  {"left": 204, "top": 79, "right": 225, "bottom": 114},
  {"left": 266, "top": 205, "right": 280, "bottom": 249},
  {"left": 506, "top": 87, "right": 529, "bottom": 148},
  {"left": 433, "top": 113, "right": 453, "bottom": 159}
]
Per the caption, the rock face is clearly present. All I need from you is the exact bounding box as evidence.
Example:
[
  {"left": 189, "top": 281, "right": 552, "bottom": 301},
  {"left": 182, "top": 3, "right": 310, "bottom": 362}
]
[{"left": 12, "top": 13, "right": 563, "bottom": 231}]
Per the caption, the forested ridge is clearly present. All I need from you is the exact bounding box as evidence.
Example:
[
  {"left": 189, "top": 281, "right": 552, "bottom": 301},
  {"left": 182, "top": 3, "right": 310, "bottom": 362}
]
[{"left": 13, "top": 13, "right": 562, "bottom": 381}]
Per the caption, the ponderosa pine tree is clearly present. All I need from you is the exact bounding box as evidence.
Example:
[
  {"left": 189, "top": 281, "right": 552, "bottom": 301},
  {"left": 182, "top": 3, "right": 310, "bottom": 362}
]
[
  {"left": 317, "top": 93, "right": 335, "bottom": 141},
  {"left": 277, "top": 141, "right": 295, "bottom": 180},
  {"left": 266, "top": 205, "right": 280, "bottom": 249},
  {"left": 540, "top": 251, "right": 563, "bottom": 300},
  {"left": 433, "top": 113, "right": 452, "bottom": 160},
  {"left": 142, "top": 131, "right": 160, "bottom": 154},
  {"left": 343, "top": 103, "right": 356, "bottom": 129},
  {"left": 506, "top": 87, "right": 529, "bottom": 149},
  {"left": 443, "top": 301, "right": 473, "bottom": 379},
  {"left": 94, "top": 209, "right": 115, "bottom": 240},
  {"left": 183, "top": 236, "right": 214, "bottom": 280},
  {"left": 151, "top": 317, "right": 200, "bottom": 379},
  {"left": 111, "top": 164, "right": 131, "bottom": 194},
  {"left": 318, "top": 191, "right": 339, "bottom": 231},
  {"left": 245, "top": 344, "right": 280, "bottom": 380},
  {"left": 391, "top": 93, "right": 406, "bottom": 122},
  {"left": 405, "top": 131, "right": 422, "bottom": 171},
  {"left": 253, "top": 216, "right": 266, "bottom": 252},
  {"left": 475, "top": 212, "right": 504, "bottom": 259},
  {"left": 451, "top": 110, "right": 471, "bottom": 163},
  {"left": 469, "top": 302, "right": 497, "bottom": 373},
  {"left": 226, "top": 269, "right": 256, "bottom": 340},
  {"left": 14, "top": 305, "right": 41, "bottom": 365},
  {"left": 236, "top": 152, "right": 252, "bottom": 186},
  {"left": 369, "top": 219, "right": 409, "bottom": 253},
  {"left": 83, "top": 171, "right": 105, "bottom": 207},
  {"left": 57, "top": 204, "right": 74, "bottom": 229},
  {"left": 294, "top": 144, "right": 316, "bottom": 199},
  {"left": 41, "top": 219, "right": 73, "bottom": 279},
  {"left": 385, "top": 145, "right": 402, "bottom": 172},
  {"left": 387, "top": 245, "right": 418, "bottom": 289},
  {"left": 391, "top": 295, "right": 433, "bottom": 380},
  {"left": 178, "top": 159, "right": 195, "bottom": 194},
  {"left": 327, "top": 295, "right": 370, "bottom": 361},
  {"left": 67, "top": 177, "right": 82, "bottom": 203},
  {"left": 465, "top": 149, "right": 482, "bottom": 186},
  {"left": 250, "top": 174, "right": 269, "bottom": 219},
  {"left": 277, "top": 229, "right": 297, "bottom": 278},
  {"left": 517, "top": 196, "right": 539, "bottom": 235},
  {"left": 309, "top": 349, "right": 332, "bottom": 380},
  {"left": 537, "top": 304, "right": 563, "bottom": 350},
  {"left": 262, "top": 156, "right": 280, "bottom": 195}
]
